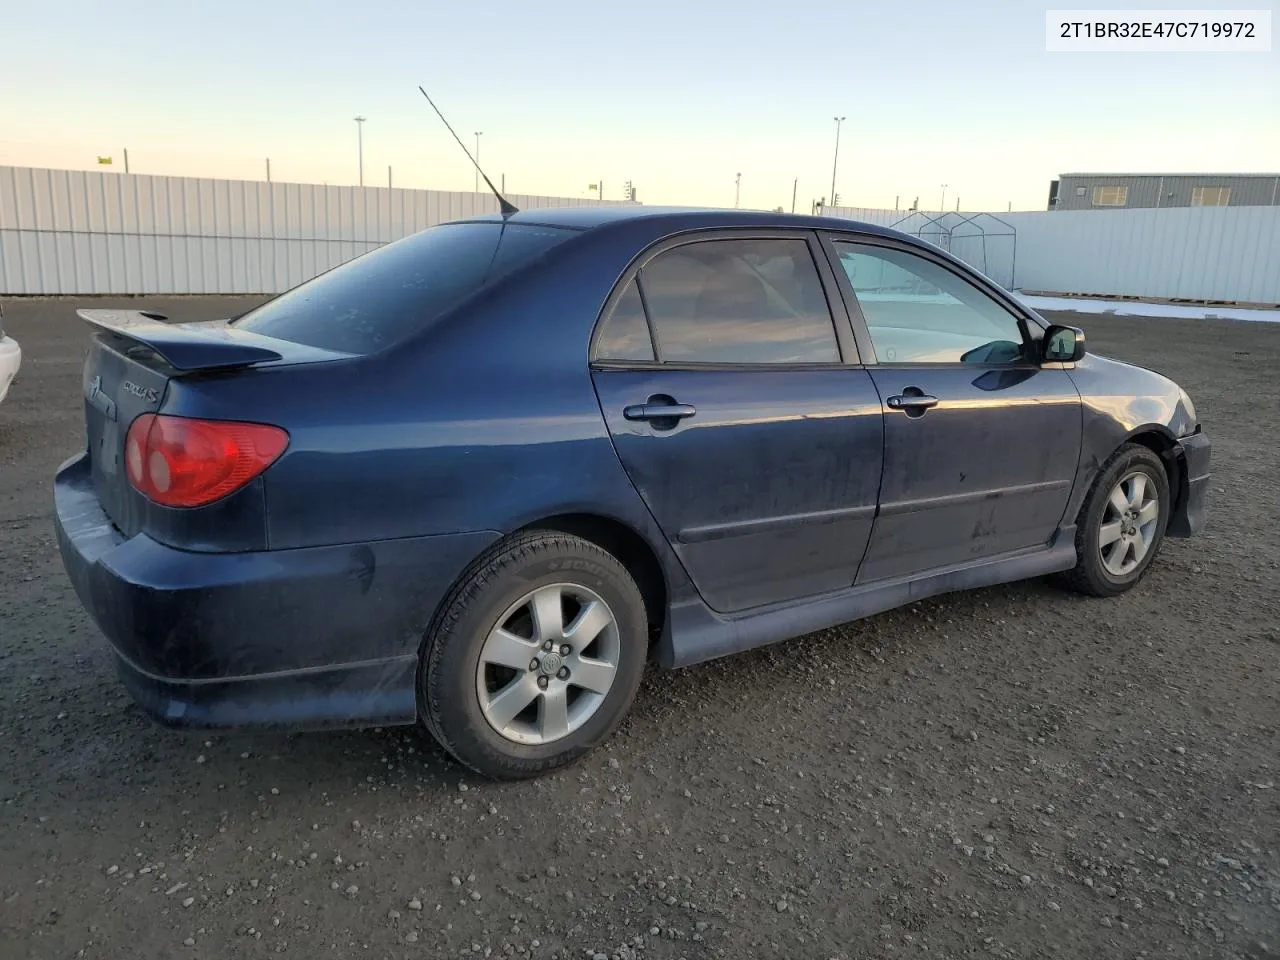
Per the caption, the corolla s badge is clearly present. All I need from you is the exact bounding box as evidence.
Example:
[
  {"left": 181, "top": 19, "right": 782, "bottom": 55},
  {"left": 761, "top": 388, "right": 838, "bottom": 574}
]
[{"left": 121, "top": 380, "right": 159, "bottom": 404}]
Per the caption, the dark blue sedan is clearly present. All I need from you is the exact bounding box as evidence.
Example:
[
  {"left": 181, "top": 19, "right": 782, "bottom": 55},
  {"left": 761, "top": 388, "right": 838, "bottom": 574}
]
[{"left": 54, "top": 206, "right": 1211, "bottom": 779}]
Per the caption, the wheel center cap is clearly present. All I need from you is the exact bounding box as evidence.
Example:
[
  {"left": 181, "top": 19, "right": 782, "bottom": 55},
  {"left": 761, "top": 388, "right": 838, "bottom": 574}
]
[{"left": 538, "top": 652, "right": 563, "bottom": 676}]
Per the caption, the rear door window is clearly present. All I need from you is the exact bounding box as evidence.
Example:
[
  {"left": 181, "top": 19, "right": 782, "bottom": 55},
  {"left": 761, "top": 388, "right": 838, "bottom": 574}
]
[
  {"left": 634, "top": 238, "right": 841, "bottom": 364},
  {"left": 593, "top": 279, "right": 655, "bottom": 361},
  {"left": 233, "top": 222, "right": 577, "bottom": 354}
]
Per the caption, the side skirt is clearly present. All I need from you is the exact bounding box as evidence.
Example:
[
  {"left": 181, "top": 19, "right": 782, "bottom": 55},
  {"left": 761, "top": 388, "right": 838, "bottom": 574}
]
[{"left": 658, "top": 528, "right": 1078, "bottom": 669}]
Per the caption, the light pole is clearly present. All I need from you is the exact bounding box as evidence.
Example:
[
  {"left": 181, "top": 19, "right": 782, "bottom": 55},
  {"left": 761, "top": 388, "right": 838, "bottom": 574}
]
[
  {"left": 354, "top": 116, "right": 366, "bottom": 187},
  {"left": 830, "top": 116, "right": 846, "bottom": 208},
  {"left": 735, "top": 172, "right": 742, "bottom": 207},
  {"left": 940, "top": 183, "right": 947, "bottom": 212},
  {"left": 474, "top": 132, "right": 482, "bottom": 193}
]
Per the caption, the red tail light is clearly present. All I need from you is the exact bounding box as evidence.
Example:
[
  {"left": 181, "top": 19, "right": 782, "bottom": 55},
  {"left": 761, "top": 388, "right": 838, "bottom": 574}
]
[{"left": 124, "top": 414, "right": 289, "bottom": 508}]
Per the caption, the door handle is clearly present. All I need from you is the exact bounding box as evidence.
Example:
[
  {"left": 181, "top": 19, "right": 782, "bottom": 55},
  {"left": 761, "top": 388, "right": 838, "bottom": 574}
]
[
  {"left": 886, "top": 391, "right": 939, "bottom": 416},
  {"left": 623, "top": 396, "right": 696, "bottom": 427},
  {"left": 623, "top": 402, "right": 696, "bottom": 422},
  {"left": 886, "top": 394, "right": 938, "bottom": 410}
]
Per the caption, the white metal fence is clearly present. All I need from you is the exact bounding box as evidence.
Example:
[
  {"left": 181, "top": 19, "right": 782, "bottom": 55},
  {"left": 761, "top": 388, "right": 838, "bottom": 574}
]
[
  {"left": 0, "top": 166, "right": 629, "bottom": 295},
  {"left": 1000, "top": 206, "right": 1279, "bottom": 304},
  {"left": 818, "top": 202, "right": 1280, "bottom": 305},
  {"left": 3, "top": 165, "right": 1279, "bottom": 305}
]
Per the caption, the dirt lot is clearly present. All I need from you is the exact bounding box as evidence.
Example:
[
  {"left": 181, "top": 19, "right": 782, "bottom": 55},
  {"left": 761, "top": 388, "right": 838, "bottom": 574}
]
[{"left": 1, "top": 296, "right": 1277, "bottom": 960}]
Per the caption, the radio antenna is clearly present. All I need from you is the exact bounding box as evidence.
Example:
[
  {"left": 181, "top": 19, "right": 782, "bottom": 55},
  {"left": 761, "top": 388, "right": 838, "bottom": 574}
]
[{"left": 417, "top": 86, "right": 518, "bottom": 216}]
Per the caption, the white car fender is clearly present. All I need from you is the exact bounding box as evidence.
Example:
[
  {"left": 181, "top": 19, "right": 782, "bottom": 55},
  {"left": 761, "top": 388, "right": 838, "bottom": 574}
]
[{"left": 0, "top": 334, "right": 21, "bottom": 404}]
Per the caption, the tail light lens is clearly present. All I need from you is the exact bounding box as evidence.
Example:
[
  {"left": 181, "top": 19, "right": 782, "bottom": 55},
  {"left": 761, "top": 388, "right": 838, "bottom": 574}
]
[{"left": 124, "top": 414, "right": 289, "bottom": 508}]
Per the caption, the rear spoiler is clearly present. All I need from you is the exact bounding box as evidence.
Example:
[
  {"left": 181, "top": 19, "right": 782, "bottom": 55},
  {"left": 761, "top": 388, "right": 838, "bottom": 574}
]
[{"left": 76, "top": 310, "right": 283, "bottom": 372}]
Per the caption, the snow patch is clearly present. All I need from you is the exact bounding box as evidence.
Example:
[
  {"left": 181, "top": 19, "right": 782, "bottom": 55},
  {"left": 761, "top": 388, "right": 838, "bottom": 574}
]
[{"left": 1012, "top": 293, "right": 1280, "bottom": 324}]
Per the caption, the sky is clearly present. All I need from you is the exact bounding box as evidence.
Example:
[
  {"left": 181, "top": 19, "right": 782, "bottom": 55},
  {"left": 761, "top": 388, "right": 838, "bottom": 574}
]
[{"left": 1, "top": 0, "right": 1276, "bottom": 212}]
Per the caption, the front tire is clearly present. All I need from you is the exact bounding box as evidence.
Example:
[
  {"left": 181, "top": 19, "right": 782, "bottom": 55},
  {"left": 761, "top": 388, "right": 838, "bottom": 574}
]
[
  {"left": 1062, "top": 443, "right": 1170, "bottom": 597},
  {"left": 419, "top": 531, "right": 648, "bottom": 780}
]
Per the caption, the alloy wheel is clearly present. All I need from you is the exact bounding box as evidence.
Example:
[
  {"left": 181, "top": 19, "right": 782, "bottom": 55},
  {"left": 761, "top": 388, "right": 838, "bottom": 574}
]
[
  {"left": 1098, "top": 469, "right": 1160, "bottom": 577},
  {"left": 474, "top": 583, "right": 621, "bottom": 745}
]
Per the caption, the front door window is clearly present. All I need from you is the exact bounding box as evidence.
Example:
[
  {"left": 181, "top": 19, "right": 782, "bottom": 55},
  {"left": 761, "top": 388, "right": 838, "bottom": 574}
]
[{"left": 833, "top": 243, "right": 1028, "bottom": 365}]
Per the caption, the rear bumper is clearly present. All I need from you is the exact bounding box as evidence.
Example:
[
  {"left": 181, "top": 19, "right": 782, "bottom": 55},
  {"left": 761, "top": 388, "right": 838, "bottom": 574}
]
[
  {"left": 0, "top": 335, "right": 20, "bottom": 403},
  {"left": 112, "top": 653, "right": 420, "bottom": 731},
  {"left": 53, "top": 452, "right": 500, "bottom": 730},
  {"left": 1167, "top": 428, "right": 1210, "bottom": 538}
]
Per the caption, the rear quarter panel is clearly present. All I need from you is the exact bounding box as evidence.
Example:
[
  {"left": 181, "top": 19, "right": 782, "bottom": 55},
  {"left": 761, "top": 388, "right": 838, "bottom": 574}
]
[{"left": 164, "top": 224, "right": 697, "bottom": 600}]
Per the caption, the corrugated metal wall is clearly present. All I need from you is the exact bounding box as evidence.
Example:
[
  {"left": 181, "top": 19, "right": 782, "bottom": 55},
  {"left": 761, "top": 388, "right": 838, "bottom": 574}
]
[
  {"left": 810, "top": 203, "right": 903, "bottom": 227},
  {"left": 4, "top": 166, "right": 1279, "bottom": 304},
  {"left": 820, "top": 202, "right": 1280, "bottom": 304},
  {"left": 1000, "top": 206, "right": 1280, "bottom": 303},
  {"left": 0, "top": 166, "right": 629, "bottom": 295}
]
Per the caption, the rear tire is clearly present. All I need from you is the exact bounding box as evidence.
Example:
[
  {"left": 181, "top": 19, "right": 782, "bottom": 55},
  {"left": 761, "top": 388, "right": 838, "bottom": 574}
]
[
  {"left": 419, "top": 531, "right": 648, "bottom": 780},
  {"left": 1061, "top": 443, "right": 1170, "bottom": 597}
]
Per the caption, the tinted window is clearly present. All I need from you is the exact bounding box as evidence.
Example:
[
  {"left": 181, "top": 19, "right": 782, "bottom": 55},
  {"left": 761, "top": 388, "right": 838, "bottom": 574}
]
[
  {"left": 835, "top": 243, "right": 1026, "bottom": 365},
  {"left": 593, "top": 279, "right": 654, "bottom": 361},
  {"left": 639, "top": 238, "right": 840, "bottom": 364},
  {"left": 233, "top": 222, "right": 577, "bottom": 354}
]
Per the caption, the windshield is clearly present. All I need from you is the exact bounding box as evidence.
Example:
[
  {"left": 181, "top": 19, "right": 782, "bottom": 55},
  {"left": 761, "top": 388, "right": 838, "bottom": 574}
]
[{"left": 232, "top": 221, "right": 578, "bottom": 354}]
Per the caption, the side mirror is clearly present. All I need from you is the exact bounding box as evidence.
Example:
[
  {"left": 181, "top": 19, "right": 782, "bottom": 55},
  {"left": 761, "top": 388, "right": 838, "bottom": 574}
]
[{"left": 1043, "top": 324, "right": 1086, "bottom": 363}]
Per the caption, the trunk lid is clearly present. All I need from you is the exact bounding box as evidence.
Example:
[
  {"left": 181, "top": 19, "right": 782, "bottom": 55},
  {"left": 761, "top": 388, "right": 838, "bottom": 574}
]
[{"left": 76, "top": 309, "right": 350, "bottom": 538}]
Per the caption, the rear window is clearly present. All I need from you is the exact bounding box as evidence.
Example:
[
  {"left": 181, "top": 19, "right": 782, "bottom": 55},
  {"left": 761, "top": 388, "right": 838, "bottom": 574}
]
[{"left": 232, "top": 221, "right": 577, "bottom": 354}]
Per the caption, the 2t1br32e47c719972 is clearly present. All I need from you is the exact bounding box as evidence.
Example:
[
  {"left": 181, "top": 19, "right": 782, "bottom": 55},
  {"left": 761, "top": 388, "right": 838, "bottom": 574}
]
[
  {"left": 1058, "top": 18, "right": 1258, "bottom": 38},
  {"left": 1046, "top": 9, "right": 1271, "bottom": 52}
]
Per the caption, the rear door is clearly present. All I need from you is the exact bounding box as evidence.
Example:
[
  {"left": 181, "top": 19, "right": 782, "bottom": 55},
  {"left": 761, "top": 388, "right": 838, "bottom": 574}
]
[
  {"left": 590, "top": 231, "right": 884, "bottom": 614},
  {"left": 821, "top": 234, "right": 1082, "bottom": 584}
]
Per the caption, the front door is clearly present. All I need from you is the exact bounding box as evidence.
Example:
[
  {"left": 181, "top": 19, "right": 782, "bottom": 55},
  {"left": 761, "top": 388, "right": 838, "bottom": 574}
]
[
  {"left": 590, "top": 233, "right": 884, "bottom": 613},
  {"left": 824, "top": 236, "right": 1083, "bottom": 584}
]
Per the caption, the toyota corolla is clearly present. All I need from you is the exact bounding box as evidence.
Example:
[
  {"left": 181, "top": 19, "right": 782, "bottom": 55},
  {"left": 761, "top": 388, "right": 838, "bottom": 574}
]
[{"left": 53, "top": 206, "right": 1210, "bottom": 779}]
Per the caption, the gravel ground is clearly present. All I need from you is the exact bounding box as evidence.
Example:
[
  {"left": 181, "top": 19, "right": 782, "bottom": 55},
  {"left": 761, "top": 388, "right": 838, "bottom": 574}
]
[{"left": 1, "top": 296, "right": 1277, "bottom": 960}]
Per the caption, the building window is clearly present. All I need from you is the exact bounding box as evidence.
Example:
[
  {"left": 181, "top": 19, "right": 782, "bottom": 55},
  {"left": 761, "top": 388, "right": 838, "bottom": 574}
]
[
  {"left": 1191, "top": 186, "right": 1231, "bottom": 206},
  {"left": 1092, "top": 186, "right": 1128, "bottom": 207}
]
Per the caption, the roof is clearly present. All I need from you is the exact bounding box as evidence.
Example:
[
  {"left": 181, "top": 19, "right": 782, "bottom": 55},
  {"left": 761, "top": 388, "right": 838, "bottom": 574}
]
[
  {"left": 1059, "top": 172, "right": 1280, "bottom": 179},
  {"left": 464, "top": 204, "right": 904, "bottom": 236}
]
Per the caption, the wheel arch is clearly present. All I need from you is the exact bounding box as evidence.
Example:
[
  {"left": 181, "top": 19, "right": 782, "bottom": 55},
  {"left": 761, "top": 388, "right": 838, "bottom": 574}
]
[
  {"left": 1123, "top": 426, "right": 1185, "bottom": 514},
  {"left": 1060, "top": 426, "right": 1180, "bottom": 597},
  {"left": 511, "top": 512, "right": 669, "bottom": 646}
]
